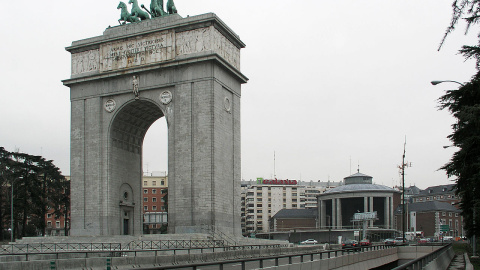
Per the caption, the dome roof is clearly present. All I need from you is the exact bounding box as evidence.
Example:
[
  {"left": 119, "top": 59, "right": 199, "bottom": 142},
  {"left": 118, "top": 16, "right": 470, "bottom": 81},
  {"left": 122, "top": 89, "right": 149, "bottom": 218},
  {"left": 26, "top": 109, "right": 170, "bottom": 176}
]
[
  {"left": 344, "top": 172, "right": 372, "bottom": 179},
  {"left": 323, "top": 183, "right": 395, "bottom": 194}
]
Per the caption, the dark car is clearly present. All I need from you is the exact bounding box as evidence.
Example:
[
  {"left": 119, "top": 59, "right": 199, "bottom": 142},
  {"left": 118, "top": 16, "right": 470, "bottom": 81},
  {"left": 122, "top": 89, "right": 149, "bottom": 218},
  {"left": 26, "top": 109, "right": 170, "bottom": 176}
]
[{"left": 342, "top": 239, "right": 359, "bottom": 249}]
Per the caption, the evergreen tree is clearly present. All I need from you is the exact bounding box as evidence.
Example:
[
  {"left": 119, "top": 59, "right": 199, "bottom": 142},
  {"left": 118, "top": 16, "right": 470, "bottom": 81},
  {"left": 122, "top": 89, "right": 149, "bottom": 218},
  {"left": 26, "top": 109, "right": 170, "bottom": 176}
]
[
  {"left": 439, "top": 0, "right": 480, "bottom": 238},
  {"left": 439, "top": 74, "right": 480, "bottom": 237},
  {"left": 0, "top": 148, "right": 68, "bottom": 240}
]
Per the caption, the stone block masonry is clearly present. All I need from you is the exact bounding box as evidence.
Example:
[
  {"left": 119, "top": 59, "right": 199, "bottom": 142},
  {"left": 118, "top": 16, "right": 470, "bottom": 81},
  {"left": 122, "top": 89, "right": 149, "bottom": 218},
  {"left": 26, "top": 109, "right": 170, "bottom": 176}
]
[{"left": 63, "top": 13, "right": 248, "bottom": 236}]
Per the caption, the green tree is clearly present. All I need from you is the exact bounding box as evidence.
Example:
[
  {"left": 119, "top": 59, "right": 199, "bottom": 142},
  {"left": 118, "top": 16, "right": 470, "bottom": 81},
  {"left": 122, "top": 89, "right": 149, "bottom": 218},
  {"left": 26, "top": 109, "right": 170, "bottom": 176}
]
[
  {"left": 439, "top": 0, "right": 480, "bottom": 238},
  {"left": 439, "top": 75, "right": 480, "bottom": 237},
  {"left": 0, "top": 148, "right": 68, "bottom": 240}
]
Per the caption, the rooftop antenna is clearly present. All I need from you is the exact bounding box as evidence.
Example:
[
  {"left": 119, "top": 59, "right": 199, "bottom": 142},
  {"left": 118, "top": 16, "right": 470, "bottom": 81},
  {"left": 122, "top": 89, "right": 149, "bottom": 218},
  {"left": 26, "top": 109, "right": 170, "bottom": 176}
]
[
  {"left": 273, "top": 151, "right": 276, "bottom": 179},
  {"left": 350, "top": 156, "right": 352, "bottom": 175}
]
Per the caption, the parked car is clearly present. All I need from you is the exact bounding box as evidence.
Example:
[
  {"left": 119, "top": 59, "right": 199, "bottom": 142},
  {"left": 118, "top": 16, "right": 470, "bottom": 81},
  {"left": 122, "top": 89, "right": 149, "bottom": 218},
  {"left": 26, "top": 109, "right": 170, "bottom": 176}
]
[
  {"left": 443, "top": 236, "right": 454, "bottom": 241},
  {"left": 384, "top": 238, "right": 395, "bottom": 246},
  {"left": 300, "top": 239, "right": 318, "bottom": 245},
  {"left": 342, "top": 239, "right": 359, "bottom": 249},
  {"left": 418, "top": 238, "right": 429, "bottom": 244},
  {"left": 394, "top": 237, "right": 405, "bottom": 245},
  {"left": 359, "top": 239, "right": 371, "bottom": 246}
]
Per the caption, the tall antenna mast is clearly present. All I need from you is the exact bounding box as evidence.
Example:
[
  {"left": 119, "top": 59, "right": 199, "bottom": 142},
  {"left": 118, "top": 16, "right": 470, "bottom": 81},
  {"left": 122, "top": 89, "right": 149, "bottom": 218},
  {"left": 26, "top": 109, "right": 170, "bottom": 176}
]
[
  {"left": 273, "top": 151, "right": 276, "bottom": 179},
  {"left": 398, "top": 136, "right": 412, "bottom": 243}
]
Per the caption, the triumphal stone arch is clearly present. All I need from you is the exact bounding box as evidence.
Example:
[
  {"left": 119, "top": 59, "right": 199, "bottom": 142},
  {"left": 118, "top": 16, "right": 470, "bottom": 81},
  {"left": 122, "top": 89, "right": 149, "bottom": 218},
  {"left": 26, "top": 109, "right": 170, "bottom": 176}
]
[{"left": 63, "top": 13, "right": 247, "bottom": 236}]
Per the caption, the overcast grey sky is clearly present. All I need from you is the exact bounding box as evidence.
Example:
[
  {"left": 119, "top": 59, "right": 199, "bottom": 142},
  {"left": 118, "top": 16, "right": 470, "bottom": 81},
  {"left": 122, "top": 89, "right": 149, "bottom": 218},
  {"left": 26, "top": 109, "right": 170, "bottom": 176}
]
[{"left": 1, "top": 0, "right": 477, "bottom": 189}]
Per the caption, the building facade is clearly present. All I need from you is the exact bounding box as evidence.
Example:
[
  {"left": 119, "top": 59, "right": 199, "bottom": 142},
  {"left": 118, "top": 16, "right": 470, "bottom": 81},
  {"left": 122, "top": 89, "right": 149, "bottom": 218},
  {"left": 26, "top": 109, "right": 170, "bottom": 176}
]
[
  {"left": 142, "top": 173, "right": 168, "bottom": 234},
  {"left": 394, "top": 201, "right": 463, "bottom": 239},
  {"left": 240, "top": 178, "right": 341, "bottom": 235},
  {"left": 317, "top": 172, "right": 401, "bottom": 231}
]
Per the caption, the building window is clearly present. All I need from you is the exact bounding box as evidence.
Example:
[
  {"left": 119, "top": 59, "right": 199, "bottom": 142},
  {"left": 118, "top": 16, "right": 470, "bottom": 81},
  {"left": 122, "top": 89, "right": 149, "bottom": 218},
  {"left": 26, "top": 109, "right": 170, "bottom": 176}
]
[
  {"left": 47, "top": 213, "right": 52, "bottom": 218},
  {"left": 152, "top": 197, "right": 157, "bottom": 202},
  {"left": 56, "top": 221, "right": 60, "bottom": 228},
  {"left": 449, "top": 212, "right": 452, "bottom": 217},
  {"left": 161, "top": 180, "right": 165, "bottom": 185},
  {"left": 442, "top": 212, "right": 446, "bottom": 216},
  {"left": 144, "top": 181, "right": 147, "bottom": 186},
  {"left": 292, "top": 204, "right": 297, "bottom": 207},
  {"left": 144, "top": 197, "right": 148, "bottom": 202},
  {"left": 144, "top": 206, "right": 148, "bottom": 211},
  {"left": 152, "top": 181, "right": 157, "bottom": 186},
  {"left": 455, "top": 213, "right": 459, "bottom": 217},
  {"left": 161, "top": 189, "right": 167, "bottom": 194},
  {"left": 257, "top": 204, "right": 262, "bottom": 207},
  {"left": 161, "top": 197, "right": 165, "bottom": 202},
  {"left": 161, "top": 206, "right": 165, "bottom": 211},
  {"left": 152, "top": 206, "right": 157, "bottom": 211},
  {"left": 257, "top": 210, "right": 262, "bottom": 213},
  {"left": 152, "top": 189, "right": 157, "bottom": 194},
  {"left": 144, "top": 189, "right": 148, "bottom": 194}
]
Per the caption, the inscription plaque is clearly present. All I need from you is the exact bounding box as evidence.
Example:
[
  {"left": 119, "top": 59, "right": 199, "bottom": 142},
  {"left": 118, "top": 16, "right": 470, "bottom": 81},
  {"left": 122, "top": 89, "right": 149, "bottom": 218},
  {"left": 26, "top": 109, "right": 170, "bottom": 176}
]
[{"left": 100, "top": 31, "right": 175, "bottom": 72}]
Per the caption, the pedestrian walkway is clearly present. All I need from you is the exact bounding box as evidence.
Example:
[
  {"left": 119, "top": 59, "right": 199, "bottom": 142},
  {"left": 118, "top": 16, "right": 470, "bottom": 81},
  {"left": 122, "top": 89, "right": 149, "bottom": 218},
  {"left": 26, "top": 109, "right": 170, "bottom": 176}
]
[{"left": 447, "top": 253, "right": 466, "bottom": 270}]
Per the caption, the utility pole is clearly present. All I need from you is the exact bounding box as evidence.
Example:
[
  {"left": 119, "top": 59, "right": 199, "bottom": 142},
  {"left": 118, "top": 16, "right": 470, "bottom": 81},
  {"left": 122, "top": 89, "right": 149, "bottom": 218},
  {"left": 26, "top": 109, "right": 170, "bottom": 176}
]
[{"left": 398, "top": 138, "right": 412, "bottom": 243}]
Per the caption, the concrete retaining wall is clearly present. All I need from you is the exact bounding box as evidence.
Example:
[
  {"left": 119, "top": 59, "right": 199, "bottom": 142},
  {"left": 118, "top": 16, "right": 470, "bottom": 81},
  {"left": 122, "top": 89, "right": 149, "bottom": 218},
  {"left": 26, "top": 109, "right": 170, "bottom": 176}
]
[
  {"left": 424, "top": 245, "right": 454, "bottom": 270},
  {"left": 261, "top": 248, "right": 398, "bottom": 270},
  {"left": 0, "top": 245, "right": 325, "bottom": 270}
]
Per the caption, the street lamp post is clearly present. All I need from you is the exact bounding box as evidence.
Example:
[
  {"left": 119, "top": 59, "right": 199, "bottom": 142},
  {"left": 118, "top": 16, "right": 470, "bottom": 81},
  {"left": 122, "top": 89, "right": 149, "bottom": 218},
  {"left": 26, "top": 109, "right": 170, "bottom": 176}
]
[
  {"left": 430, "top": 80, "right": 465, "bottom": 86},
  {"left": 432, "top": 79, "right": 476, "bottom": 254},
  {"left": 10, "top": 177, "right": 21, "bottom": 243},
  {"left": 10, "top": 179, "right": 16, "bottom": 243}
]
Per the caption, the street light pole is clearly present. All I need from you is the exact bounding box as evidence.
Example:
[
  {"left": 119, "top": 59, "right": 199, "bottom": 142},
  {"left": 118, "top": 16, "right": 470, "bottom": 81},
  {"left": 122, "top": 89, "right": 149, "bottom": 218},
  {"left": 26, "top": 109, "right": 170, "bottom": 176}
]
[
  {"left": 10, "top": 179, "right": 15, "bottom": 243},
  {"left": 10, "top": 177, "right": 21, "bottom": 243},
  {"left": 430, "top": 80, "right": 465, "bottom": 86}
]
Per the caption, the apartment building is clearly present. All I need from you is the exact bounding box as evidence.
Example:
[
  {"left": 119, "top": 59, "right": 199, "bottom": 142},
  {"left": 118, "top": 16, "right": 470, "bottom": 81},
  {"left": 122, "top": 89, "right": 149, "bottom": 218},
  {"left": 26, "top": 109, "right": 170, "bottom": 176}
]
[
  {"left": 142, "top": 172, "right": 168, "bottom": 233},
  {"left": 241, "top": 178, "right": 341, "bottom": 235}
]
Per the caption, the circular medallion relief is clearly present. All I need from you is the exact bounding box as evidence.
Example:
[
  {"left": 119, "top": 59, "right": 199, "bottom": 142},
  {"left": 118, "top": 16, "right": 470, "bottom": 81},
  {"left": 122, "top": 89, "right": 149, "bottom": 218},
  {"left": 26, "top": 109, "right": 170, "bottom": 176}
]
[
  {"left": 159, "top": 90, "right": 173, "bottom": 105},
  {"left": 104, "top": 99, "right": 116, "bottom": 113},
  {"left": 224, "top": 97, "right": 231, "bottom": 112}
]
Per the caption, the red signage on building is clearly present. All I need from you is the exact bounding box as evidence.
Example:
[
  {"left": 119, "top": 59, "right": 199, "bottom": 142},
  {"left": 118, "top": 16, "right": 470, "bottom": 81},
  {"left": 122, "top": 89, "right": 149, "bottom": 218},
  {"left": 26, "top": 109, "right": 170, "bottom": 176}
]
[{"left": 257, "top": 178, "right": 297, "bottom": 185}]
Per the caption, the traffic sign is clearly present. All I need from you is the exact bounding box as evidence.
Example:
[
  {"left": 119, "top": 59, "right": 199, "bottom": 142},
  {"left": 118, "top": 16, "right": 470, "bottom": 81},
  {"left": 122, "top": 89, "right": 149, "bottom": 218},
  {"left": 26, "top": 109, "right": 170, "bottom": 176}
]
[{"left": 441, "top": 225, "right": 449, "bottom": 232}]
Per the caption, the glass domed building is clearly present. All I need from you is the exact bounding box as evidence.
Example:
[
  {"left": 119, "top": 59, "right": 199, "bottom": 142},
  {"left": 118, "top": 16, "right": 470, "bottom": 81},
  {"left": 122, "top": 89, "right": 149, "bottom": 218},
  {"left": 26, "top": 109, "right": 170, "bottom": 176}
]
[{"left": 317, "top": 171, "right": 401, "bottom": 231}]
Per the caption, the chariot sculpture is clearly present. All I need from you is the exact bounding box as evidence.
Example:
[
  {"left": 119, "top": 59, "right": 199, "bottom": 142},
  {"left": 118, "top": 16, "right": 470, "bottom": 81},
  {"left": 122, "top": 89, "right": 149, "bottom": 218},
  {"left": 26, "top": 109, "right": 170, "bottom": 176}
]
[{"left": 118, "top": 0, "right": 177, "bottom": 25}]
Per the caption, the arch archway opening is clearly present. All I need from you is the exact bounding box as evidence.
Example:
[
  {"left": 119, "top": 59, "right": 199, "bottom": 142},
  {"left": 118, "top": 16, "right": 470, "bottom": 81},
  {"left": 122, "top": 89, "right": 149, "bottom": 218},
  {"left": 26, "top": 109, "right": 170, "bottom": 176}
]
[{"left": 110, "top": 100, "right": 166, "bottom": 235}]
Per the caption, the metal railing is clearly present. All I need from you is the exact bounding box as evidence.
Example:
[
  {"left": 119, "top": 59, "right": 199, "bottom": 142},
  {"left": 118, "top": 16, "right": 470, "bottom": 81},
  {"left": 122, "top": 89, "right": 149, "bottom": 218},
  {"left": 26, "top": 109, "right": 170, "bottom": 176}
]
[
  {"left": 0, "top": 243, "right": 122, "bottom": 254},
  {"left": 135, "top": 244, "right": 396, "bottom": 270},
  {"left": 391, "top": 243, "right": 452, "bottom": 270},
  {"left": 0, "top": 239, "right": 226, "bottom": 255},
  {"left": 0, "top": 243, "right": 289, "bottom": 262}
]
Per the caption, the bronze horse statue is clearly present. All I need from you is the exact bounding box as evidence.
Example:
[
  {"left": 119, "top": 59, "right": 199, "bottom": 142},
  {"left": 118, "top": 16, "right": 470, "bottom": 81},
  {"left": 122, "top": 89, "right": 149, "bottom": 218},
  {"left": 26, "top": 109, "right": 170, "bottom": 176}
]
[{"left": 117, "top": 2, "right": 140, "bottom": 24}]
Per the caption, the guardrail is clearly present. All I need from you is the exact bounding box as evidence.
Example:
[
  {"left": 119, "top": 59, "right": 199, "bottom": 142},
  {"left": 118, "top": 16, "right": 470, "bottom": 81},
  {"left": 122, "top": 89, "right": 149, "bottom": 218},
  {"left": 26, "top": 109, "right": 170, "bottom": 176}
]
[
  {"left": 0, "top": 243, "right": 289, "bottom": 262},
  {"left": 391, "top": 243, "right": 452, "bottom": 270},
  {"left": 136, "top": 244, "right": 396, "bottom": 270},
  {"left": 0, "top": 240, "right": 226, "bottom": 255}
]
